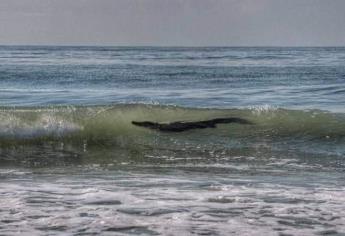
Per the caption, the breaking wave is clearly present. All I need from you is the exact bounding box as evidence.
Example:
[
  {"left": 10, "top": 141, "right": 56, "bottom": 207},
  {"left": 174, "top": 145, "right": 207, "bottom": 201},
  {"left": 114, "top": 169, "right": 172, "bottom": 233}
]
[
  {"left": 0, "top": 104, "right": 344, "bottom": 167},
  {"left": 0, "top": 104, "right": 344, "bottom": 139}
]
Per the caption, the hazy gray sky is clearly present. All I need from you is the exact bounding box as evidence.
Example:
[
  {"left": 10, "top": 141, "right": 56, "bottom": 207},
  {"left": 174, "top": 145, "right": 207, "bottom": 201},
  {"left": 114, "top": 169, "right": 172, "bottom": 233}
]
[{"left": 0, "top": 0, "right": 345, "bottom": 46}]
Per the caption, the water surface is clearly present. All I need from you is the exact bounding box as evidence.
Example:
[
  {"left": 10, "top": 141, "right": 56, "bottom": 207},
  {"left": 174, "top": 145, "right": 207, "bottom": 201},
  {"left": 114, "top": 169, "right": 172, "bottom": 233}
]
[{"left": 0, "top": 46, "right": 344, "bottom": 235}]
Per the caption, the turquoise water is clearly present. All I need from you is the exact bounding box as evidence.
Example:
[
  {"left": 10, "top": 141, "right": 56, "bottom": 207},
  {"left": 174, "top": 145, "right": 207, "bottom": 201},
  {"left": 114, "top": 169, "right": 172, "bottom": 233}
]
[{"left": 0, "top": 47, "right": 344, "bottom": 235}]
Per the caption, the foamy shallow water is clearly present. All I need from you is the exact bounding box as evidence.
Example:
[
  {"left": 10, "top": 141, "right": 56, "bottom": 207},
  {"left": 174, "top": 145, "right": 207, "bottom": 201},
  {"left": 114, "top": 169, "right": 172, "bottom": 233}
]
[{"left": 1, "top": 167, "right": 344, "bottom": 236}]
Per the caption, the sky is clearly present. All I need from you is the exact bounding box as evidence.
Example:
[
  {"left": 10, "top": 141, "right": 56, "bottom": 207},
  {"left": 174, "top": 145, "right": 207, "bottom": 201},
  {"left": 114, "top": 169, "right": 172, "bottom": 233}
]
[{"left": 0, "top": 0, "right": 344, "bottom": 46}]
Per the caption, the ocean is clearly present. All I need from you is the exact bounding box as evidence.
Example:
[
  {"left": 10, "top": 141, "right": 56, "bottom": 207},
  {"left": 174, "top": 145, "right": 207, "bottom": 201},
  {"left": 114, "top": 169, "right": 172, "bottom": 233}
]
[{"left": 0, "top": 46, "right": 344, "bottom": 235}]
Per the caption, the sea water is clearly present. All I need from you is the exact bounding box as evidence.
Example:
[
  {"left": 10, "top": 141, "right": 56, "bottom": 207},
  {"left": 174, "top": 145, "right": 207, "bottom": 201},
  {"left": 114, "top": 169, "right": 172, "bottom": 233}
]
[{"left": 0, "top": 46, "right": 344, "bottom": 235}]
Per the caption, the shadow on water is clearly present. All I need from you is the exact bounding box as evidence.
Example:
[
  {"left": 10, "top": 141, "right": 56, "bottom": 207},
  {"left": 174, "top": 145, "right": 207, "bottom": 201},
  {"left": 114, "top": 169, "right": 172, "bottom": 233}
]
[{"left": 0, "top": 104, "right": 344, "bottom": 171}]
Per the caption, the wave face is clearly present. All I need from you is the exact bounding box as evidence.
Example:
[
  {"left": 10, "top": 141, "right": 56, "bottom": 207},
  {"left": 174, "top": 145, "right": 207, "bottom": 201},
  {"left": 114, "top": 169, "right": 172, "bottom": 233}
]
[{"left": 0, "top": 104, "right": 344, "bottom": 168}]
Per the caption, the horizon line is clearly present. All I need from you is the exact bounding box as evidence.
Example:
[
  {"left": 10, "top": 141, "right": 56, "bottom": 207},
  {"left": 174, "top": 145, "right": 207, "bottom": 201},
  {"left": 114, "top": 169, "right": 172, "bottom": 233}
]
[{"left": 0, "top": 44, "right": 345, "bottom": 48}]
